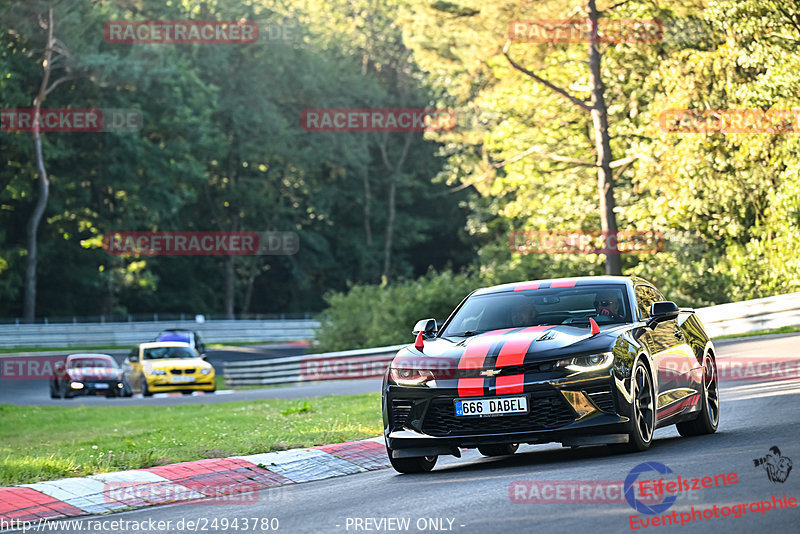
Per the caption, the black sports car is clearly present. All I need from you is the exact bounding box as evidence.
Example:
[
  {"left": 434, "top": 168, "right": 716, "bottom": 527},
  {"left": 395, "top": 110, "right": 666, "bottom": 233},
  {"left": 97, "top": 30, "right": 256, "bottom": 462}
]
[
  {"left": 50, "top": 353, "right": 130, "bottom": 399},
  {"left": 382, "top": 276, "right": 719, "bottom": 473}
]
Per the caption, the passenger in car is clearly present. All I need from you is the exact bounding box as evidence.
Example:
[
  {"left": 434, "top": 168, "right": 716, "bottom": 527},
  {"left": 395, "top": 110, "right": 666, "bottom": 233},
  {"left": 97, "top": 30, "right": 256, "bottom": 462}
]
[
  {"left": 594, "top": 291, "right": 624, "bottom": 320},
  {"left": 511, "top": 301, "right": 539, "bottom": 327}
]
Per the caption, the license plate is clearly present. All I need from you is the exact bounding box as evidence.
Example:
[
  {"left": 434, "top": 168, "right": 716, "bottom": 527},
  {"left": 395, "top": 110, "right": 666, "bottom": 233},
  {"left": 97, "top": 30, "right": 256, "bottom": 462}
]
[
  {"left": 92, "top": 383, "right": 109, "bottom": 389},
  {"left": 172, "top": 376, "right": 195, "bottom": 383},
  {"left": 454, "top": 396, "right": 528, "bottom": 417}
]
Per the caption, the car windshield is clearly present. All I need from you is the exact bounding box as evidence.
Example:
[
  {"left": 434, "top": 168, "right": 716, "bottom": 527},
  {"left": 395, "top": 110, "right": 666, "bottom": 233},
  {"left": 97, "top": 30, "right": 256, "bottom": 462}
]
[
  {"left": 69, "top": 358, "right": 116, "bottom": 369},
  {"left": 442, "top": 285, "right": 631, "bottom": 337},
  {"left": 143, "top": 346, "right": 198, "bottom": 360},
  {"left": 156, "top": 332, "right": 192, "bottom": 344}
]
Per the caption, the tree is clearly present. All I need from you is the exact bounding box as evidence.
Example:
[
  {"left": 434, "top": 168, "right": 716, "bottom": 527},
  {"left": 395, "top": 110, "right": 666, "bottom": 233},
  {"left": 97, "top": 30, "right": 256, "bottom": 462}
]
[{"left": 22, "top": 7, "right": 77, "bottom": 322}]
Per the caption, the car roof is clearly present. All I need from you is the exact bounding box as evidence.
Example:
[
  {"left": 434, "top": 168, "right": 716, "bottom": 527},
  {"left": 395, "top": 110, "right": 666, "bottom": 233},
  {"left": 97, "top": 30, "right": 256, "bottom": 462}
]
[
  {"left": 157, "top": 331, "right": 193, "bottom": 341},
  {"left": 473, "top": 275, "right": 641, "bottom": 296},
  {"left": 66, "top": 353, "right": 113, "bottom": 360},
  {"left": 138, "top": 341, "right": 194, "bottom": 349}
]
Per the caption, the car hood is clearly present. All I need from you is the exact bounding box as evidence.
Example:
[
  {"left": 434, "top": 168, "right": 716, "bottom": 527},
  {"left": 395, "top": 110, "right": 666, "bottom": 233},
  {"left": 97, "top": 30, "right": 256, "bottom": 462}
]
[
  {"left": 143, "top": 359, "right": 210, "bottom": 371},
  {"left": 68, "top": 367, "right": 121, "bottom": 380},
  {"left": 392, "top": 324, "right": 626, "bottom": 370}
]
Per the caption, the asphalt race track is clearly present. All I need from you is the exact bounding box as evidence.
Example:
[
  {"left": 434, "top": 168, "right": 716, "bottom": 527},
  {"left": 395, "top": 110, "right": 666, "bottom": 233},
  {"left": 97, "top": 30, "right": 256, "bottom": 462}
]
[
  {"left": 4, "top": 334, "right": 799, "bottom": 533},
  {"left": 0, "top": 344, "right": 385, "bottom": 406}
]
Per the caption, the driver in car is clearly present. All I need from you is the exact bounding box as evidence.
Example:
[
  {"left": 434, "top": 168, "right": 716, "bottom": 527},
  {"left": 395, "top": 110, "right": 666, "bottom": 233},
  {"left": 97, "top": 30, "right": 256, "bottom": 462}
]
[
  {"left": 594, "top": 292, "right": 624, "bottom": 320},
  {"left": 510, "top": 301, "right": 539, "bottom": 327}
]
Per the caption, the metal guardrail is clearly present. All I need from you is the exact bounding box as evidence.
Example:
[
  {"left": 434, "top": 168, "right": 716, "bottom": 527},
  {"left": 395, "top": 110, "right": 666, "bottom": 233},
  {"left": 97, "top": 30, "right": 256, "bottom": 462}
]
[
  {"left": 224, "top": 345, "right": 405, "bottom": 386},
  {"left": 0, "top": 319, "right": 320, "bottom": 348},
  {"left": 225, "top": 292, "right": 800, "bottom": 387},
  {"left": 695, "top": 292, "right": 800, "bottom": 338}
]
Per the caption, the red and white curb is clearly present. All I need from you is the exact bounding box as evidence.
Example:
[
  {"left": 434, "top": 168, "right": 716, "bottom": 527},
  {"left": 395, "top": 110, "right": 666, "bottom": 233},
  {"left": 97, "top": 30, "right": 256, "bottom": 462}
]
[{"left": 0, "top": 437, "right": 388, "bottom": 524}]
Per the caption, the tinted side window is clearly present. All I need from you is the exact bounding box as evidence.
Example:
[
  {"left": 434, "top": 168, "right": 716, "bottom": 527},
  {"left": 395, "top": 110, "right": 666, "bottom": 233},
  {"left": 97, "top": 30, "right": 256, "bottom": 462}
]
[{"left": 653, "top": 288, "right": 667, "bottom": 302}]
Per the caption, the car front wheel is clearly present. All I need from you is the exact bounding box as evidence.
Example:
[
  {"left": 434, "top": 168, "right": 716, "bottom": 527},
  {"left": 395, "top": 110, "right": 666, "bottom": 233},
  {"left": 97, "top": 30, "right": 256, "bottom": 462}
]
[
  {"left": 141, "top": 377, "right": 152, "bottom": 397},
  {"left": 388, "top": 451, "right": 437, "bottom": 474},
  {"left": 478, "top": 443, "right": 519, "bottom": 457},
  {"left": 610, "top": 359, "right": 654, "bottom": 453},
  {"left": 677, "top": 355, "right": 719, "bottom": 436}
]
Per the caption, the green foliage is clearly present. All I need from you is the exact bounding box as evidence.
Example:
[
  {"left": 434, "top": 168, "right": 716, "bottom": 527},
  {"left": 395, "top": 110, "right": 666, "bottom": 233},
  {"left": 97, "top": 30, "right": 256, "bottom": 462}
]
[
  {"left": 315, "top": 270, "right": 478, "bottom": 351},
  {"left": 0, "top": 0, "right": 476, "bottom": 318}
]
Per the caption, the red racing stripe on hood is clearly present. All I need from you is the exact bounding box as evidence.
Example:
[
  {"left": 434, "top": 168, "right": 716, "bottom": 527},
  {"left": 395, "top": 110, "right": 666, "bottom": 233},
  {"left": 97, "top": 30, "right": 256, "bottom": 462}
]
[
  {"left": 494, "top": 326, "right": 550, "bottom": 367},
  {"left": 457, "top": 329, "right": 514, "bottom": 370},
  {"left": 495, "top": 374, "right": 524, "bottom": 394},
  {"left": 458, "top": 377, "right": 485, "bottom": 397}
]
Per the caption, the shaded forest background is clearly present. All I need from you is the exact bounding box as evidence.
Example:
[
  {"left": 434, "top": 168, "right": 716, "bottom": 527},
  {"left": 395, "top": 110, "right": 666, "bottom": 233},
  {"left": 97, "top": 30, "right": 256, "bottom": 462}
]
[{"left": 1, "top": 0, "right": 798, "bottom": 329}]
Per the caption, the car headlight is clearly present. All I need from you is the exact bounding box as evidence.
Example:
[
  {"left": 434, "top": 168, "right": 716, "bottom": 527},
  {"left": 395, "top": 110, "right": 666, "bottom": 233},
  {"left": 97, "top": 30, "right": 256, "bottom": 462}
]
[
  {"left": 200, "top": 368, "right": 212, "bottom": 375},
  {"left": 556, "top": 352, "right": 614, "bottom": 372},
  {"left": 70, "top": 381, "right": 84, "bottom": 389},
  {"left": 149, "top": 369, "right": 166, "bottom": 376},
  {"left": 389, "top": 367, "right": 434, "bottom": 386}
]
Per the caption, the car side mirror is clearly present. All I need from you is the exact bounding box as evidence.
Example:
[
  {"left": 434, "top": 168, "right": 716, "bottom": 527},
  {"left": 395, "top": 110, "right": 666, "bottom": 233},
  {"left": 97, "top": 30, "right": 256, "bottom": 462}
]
[
  {"left": 129, "top": 355, "right": 139, "bottom": 363},
  {"left": 646, "top": 301, "right": 679, "bottom": 328},
  {"left": 412, "top": 318, "right": 437, "bottom": 339}
]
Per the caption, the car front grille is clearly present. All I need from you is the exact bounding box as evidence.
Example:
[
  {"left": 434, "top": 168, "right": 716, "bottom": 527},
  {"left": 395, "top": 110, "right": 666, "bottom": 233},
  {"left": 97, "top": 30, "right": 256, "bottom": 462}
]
[
  {"left": 582, "top": 385, "right": 616, "bottom": 413},
  {"left": 421, "top": 392, "right": 576, "bottom": 437},
  {"left": 457, "top": 361, "right": 557, "bottom": 378},
  {"left": 390, "top": 400, "right": 413, "bottom": 431}
]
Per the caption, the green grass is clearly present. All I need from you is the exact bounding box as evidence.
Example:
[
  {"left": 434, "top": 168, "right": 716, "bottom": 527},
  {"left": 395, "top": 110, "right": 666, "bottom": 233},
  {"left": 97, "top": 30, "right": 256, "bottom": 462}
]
[
  {"left": 0, "top": 393, "right": 382, "bottom": 486},
  {"left": 712, "top": 325, "right": 800, "bottom": 340}
]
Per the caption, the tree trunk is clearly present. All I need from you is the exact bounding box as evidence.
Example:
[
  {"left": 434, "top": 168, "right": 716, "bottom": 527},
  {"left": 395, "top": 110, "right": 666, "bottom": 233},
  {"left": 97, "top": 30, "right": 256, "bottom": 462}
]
[
  {"left": 588, "top": 0, "right": 621, "bottom": 275},
  {"left": 378, "top": 132, "right": 413, "bottom": 280},
  {"left": 24, "top": 132, "right": 49, "bottom": 322},
  {"left": 363, "top": 141, "right": 372, "bottom": 247},
  {"left": 382, "top": 178, "right": 396, "bottom": 278},
  {"left": 241, "top": 260, "right": 259, "bottom": 315},
  {"left": 224, "top": 255, "right": 235, "bottom": 319},
  {"left": 23, "top": 8, "right": 56, "bottom": 323}
]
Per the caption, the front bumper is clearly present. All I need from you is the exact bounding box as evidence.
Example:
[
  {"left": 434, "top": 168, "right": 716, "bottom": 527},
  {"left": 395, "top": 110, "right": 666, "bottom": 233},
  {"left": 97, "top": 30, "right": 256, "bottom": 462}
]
[
  {"left": 384, "top": 374, "right": 632, "bottom": 455},
  {"left": 69, "top": 380, "right": 125, "bottom": 396},
  {"left": 146, "top": 377, "right": 215, "bottom": 392}
]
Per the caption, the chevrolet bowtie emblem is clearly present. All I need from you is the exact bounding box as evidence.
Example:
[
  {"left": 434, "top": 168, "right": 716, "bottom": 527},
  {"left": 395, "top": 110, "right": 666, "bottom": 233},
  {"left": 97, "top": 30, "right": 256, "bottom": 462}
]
[{"left": 480, "top": 369, "right": 501, "bottom": 377}]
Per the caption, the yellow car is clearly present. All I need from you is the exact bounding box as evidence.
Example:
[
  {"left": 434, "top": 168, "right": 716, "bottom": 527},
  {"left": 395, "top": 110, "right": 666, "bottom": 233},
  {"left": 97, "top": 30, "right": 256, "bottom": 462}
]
[{"left": 123, "top": 342, "right": 215, "bottom": 396}]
